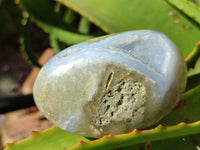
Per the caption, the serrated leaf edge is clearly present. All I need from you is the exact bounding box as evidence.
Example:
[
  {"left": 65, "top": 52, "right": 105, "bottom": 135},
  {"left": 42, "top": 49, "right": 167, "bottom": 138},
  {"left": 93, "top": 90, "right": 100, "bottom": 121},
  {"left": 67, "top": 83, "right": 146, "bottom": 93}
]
[{"left": 66, "top": 121, "right": 200, "bottom": 150}]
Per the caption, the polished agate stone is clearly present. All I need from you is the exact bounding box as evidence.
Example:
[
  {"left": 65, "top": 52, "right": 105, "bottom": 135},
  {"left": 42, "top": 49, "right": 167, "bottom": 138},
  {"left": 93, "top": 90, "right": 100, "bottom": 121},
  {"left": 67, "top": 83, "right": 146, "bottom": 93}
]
[{"left": 33, "top": 30, "right": 186, "bottom": 138}]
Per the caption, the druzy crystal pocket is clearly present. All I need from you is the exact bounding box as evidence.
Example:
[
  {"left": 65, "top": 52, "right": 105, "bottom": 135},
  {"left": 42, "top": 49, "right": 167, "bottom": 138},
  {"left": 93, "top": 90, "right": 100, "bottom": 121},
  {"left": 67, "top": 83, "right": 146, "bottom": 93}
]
[{"left": 33, "top": 30, "right": 186, "bottom": 138}]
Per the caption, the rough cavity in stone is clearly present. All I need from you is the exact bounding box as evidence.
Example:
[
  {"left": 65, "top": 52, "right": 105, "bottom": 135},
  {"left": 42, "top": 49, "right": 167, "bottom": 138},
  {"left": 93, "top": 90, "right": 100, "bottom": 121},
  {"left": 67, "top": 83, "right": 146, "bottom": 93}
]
[{"left": 93, "top": 78, "right": 146, "bottom": 126}]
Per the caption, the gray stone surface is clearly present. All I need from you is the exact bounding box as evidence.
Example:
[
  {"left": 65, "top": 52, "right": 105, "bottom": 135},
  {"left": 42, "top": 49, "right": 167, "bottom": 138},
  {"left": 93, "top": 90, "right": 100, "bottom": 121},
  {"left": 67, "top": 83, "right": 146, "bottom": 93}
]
[{"left": 33, "top": 30, "right": 187, "bottom": 137}]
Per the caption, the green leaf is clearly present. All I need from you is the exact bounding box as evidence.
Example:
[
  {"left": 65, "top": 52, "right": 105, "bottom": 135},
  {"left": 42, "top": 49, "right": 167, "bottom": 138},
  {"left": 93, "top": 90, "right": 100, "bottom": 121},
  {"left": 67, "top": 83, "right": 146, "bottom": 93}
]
[
  {"left": 186, "top": 56, "right": 200, "bottom": 91},
  {"left": 166, "top": 0, "right": 200, "bottom": 26},
  {"left": 188, "top": 57, "right": 200, "bottom": 76},
  {"left": 66, "top": 122, "right": 200, "bottom": 150},
  {"left": 21, "top": 18, "right": 41, "bottom": 68},
  {"left": 184, "top": 42, "right": 200, "bottom": 91},
  {"left": 123, "top": 135, "right": 200, "bottom": 150},
  {"left": 185, "top": 41, "right": 200, "bottom": 70},
  {"left": 8, "top": 122, "right": 200, "bottom": 150},
  {"left": 58, "top": 0, "right": 200, "bottom": 58},
  {"left": 6, "top": 126, "right": 90, "bottom": 150},
  {"left": 19, "top": 0, "right": 95, "bottom": 45}
]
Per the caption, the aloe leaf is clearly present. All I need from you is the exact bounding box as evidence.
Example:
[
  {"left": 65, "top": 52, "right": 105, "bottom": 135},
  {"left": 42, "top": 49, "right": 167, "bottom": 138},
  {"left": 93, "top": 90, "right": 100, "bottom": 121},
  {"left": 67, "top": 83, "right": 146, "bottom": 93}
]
[
  {"left": 122, "top": 134, "right": 200, "bottom": 150},
  {"left": 184, "top": 42, "right": 200, "bottom": 91},
  {"left": 65, "top": 121, "right": 200, "bottom": 150},
  {"left": 57, "top": 0, "right": 200, "bottom": 58},
  {"left": 166, "top": 0, "right": 200, "bottom": 26},
  {"left": 186, "top": 57, "right": 200, "bottom": 91},
  {"left": 188, "top": 57, "right": 200, "bottom": 77},
  {"left": 6, "top": 126, "right": 90, "bottom": 150},
  {"left": 18, "top": 0, "right": 95, "bottom": 45},
  {"left": 185, "top": 41, "right": 200, "bottom": 69},
  {"left": 21, "top": 17, "right": 41, "bottom": 68}
]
